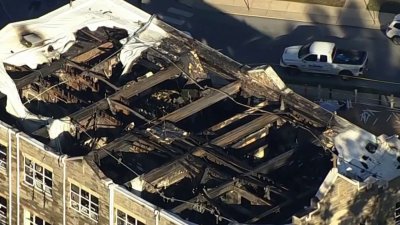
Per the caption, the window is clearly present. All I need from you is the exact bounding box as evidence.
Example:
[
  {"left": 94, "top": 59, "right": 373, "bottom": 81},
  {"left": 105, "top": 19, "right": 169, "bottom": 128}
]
[
  {"left": 0, "top": 196, "right": 6, "bottom": 225},
  {"left": 24, "top": 157, "right": 53, "bottom": 196},
  {"left": 303, "top": 54, "right": 318, "bottom": 62},
  {"left": 23, "top": 210, "right": 51, "bottom": 225},
  {"left": 320, "top": 55, "right": 328, "bottom": 62},
  {"left": 70, "top": 183, "right": 99, "bottom": 222},
  {"left": 395, "top": 202, "right": 400, "bottom": 224},
  {"left": 298, "top": 43, "right": 311, "bottom": 58},
  {"left": 116, "top": 209, "right": 145, "bottom": 225},
  {"left": 0, "top": 144, "right": 6, "bottom": 171}
]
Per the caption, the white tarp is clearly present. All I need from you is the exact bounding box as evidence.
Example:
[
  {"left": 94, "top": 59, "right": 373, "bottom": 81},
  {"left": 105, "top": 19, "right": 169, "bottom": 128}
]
[
  {"left": 334, "top": 128, "right": 400, "bottom": 181},
  {"left": 0, "top": 0, "right": 167, "bottom": 140}
]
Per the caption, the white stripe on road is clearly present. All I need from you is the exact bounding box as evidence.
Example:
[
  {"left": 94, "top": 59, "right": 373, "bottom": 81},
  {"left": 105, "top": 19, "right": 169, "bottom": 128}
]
[
  {"left": 167, "top": 7, "right": 193, "bottom": 18},
  {"left": 157, "top": 14, "right": 185, "bottom": 26}
]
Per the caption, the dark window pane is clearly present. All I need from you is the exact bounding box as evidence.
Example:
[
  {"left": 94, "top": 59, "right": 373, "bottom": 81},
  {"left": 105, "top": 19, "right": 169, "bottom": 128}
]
[
  {"left": 304, "top": 54, "right": 317, "bottom": 61},
  {"left": 137, "top": 220, "right": 145, "bottom": 225},
  {"left": 0, "top": 196, "right": 6, "bottom": 205},
  {"left": 81, "top": 198, "right": 89, "bottom": 207},
  {"left": 71, "top": 184, "right": 79, "bottom": 193},
  {"left": 45, "top": 178, "right": 52, "bottom": 187},
  {"left": 26, "top": 176, "right": 34, "bottom": 185},
  {"left": 35, "top": 173, "right": 43, "bottom": 180},
  {"left": 127, "top": 215, "right": 136, "bottom": 223},
  {"left": 45, "top": 170, "right": 52, "bottom": 178},
  {"left": 320, "top": 55, "right": 328, "bottom": 62},
  {"left": 117, "top": 210, "right": 125, "bottom": 217},
  {"left": 35, "top": 216, "right": 44, "bottom": 225},
  {"left": 90, "top": 203, "right": 98, "bottom": 213},
  {"left": 91, "top": 195, "right": 98, "bottom": 204},
  {"left": 117, "top": 218, "right": 125, "bottom": 225},
  {"left": 81, "top": 190, "right": 89, "bottom": 199},
  {"left": 25, "top": 158, "right": 32, "bottom": 166}
]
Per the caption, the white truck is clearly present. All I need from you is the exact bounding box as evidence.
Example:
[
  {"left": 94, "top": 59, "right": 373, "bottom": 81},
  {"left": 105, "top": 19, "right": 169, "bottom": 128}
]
[{"left": 280, "top": 41, "right": 368, "bottom": 77}]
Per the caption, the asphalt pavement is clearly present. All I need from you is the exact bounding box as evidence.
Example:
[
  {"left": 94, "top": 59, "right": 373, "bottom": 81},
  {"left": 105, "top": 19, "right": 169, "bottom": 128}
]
[{"left": 140, "top": 1, "right": 400, "bottom": 89}]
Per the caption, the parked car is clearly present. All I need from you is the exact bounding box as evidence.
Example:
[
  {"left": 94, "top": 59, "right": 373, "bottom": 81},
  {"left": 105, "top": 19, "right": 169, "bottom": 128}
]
[
  {"left": 280, "top": 41, "right": 368, "bottom": 77},
  {"left": 386, "top": 14, "right": 400, "bottom": 44}
]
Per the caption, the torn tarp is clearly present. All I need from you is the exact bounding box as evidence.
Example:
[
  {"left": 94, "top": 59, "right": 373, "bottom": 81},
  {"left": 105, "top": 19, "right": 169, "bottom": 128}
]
[{"left": 0, "top": 0, "right": 168, "bottom": 144}]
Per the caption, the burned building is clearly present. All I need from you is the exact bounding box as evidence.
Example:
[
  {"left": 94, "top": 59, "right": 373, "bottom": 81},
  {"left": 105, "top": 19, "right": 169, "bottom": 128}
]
[{"left": 0, "top": 0, "right": 399, "bottom": 225}]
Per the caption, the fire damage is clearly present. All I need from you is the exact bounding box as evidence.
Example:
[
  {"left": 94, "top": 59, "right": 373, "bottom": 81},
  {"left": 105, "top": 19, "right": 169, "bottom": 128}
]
[{"left": 0, "top": 19, "right": 351, "bottom": 225}]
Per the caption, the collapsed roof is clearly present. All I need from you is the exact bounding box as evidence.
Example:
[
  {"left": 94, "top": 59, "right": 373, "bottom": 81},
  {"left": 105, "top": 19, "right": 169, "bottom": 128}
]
[{"left": 0, "top": 0, "right": 399, "bottom": 224}]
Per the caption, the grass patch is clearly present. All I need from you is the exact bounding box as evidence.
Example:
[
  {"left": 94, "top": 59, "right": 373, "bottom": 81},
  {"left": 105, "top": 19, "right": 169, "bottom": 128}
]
[
  {"left": 278, "top": 0, "right": 346, "bottom": 7},
  {"left": 367, "top": 0, "right": 400, "bottom": 13}
]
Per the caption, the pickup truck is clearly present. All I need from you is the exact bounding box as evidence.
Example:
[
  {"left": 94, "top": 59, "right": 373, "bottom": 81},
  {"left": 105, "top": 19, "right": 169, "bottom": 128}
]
[{"left": 280, "top": 41, "right": 368, "bottom": 76}]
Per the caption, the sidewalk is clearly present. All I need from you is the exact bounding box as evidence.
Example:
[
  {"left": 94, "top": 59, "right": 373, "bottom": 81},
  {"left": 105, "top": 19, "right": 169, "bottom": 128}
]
[{"left": 179, "top": 0, "right": 397, "bottom": 29}]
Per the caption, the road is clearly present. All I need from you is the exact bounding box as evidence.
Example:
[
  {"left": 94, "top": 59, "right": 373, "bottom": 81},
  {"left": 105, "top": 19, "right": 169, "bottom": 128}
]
[
  {"left": 141, "top": 1, "right": 400, "bottom": 85},
  {"left": 1, "top": 0, "right": 400, "bottom": 88}
]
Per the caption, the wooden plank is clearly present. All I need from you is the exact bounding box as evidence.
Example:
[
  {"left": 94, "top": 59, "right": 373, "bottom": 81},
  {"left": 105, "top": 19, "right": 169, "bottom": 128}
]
[
  {"left": 72, "top": 42, "right": 114, "bottom": 63},
  {"left": 70, "top": 66, "right": 180, "bottom": 120},
  {"left": 251, "top": 149, "right": 295, "bottom": 175},
  {"left": 211, "top": 113, "right": 279, "bottom": 147},
  {"left": 172, "top": 181, "right": 235, "bottom": 213},
  {"left": 233, "top": 187, "right": 271, "bottom": 205},
  {"left": 209, "top": 100, "right": 269, "bottom": 132},
  {"left": 33, "top": 66, "right": 180, "bottom": 137},
  {"left": 231, "top": 127, "right": 268, "bottom": 149},
  {"left": 14, "top": 41, "right": 106, "bottom": 90},
  {"left": 160, "top": 81, "right": 241, "bottom": 123}
]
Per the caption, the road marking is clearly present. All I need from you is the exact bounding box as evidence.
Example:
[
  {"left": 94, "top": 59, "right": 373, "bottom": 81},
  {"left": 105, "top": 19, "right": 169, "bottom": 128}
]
[
  {"left": 157, "top": 14, "right": 185, "bottom": 26},
  {"left": 167, "top": 7, "right": 193, "bottom": 18}
]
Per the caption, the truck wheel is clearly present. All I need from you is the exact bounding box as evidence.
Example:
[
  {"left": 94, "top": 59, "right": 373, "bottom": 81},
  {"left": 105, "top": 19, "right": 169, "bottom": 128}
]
[
  {"left": 287, "top": 65, "right": 300, "bottom": 75},
  {"left": 393, "top": 36, "right": 400, "bottom": 45},
  {"left": 339, "top": 70, "right": 353, "bottom": 80}
]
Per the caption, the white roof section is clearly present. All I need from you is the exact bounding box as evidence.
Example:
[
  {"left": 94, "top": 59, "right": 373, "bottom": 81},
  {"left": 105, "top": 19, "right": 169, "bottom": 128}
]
[
  {"left": 334, "top": 128, "right": 400, "bottom": 181},
  {"left": 0, "top": 0, "right": 167, "bottom": 136},
  {"left": 309, "top": 41, "right": 335, "bottom": 55}
]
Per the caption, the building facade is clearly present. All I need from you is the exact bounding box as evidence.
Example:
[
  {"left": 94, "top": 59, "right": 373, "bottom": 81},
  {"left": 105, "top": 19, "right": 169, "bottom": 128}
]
[
  {"left": 293, "top": 168, "right": 400, "bottom": 225},
  {"left": 0, "top": 121, "right": 187, "bottom": 225}
]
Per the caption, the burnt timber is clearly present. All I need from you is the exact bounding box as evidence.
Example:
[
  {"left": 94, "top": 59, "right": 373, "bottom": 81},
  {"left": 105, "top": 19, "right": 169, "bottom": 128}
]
[{"left": 0, "top": 17, "right": 350, "bottom": 225}]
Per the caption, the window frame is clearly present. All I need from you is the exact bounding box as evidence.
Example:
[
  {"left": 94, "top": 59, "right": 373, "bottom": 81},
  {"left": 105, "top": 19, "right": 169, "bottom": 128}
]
[
  {"left": 70, "top": 183, "right": 99, "bottom": 222},
  {"left": 0, "top": 143, "right": 6, "bottom": 172},
  {"left": 24, "top": 209, "right": 51, "bottom": 225},
  {"left": 23, "top": 156, "right": 53, "bottom": 197},
  {"left": 115, "top": 208, "right": 145, "bottom": 225},
  {"left": 0, "top": 196, "right": 6, "bottom": 225}
]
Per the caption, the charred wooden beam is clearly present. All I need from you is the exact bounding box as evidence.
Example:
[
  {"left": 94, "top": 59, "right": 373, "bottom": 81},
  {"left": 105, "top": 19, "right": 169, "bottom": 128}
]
[
  {"left": 245, "top": 187, "right": 318, "bottom": 224},
  {"left": 250, "top": 149, "right": 295, "bottom": 175},
  {"left": 159, "top": 81, "right": 242, "bottom": 123},
  {"left": 194, "top": 146, "right": 252, "bottom": 173},
  {"left": 233, "top": 186, "right": 271, "bottom": 206},
  {"left": 72, "top": 42, "right": 114, "bottom": 63},
  {"left": 211, "top": 113, "right": 279, "bottom": 148},
  {"left": 32, "top": 66, "right": 180, "bottom": 137},
  {"left": 231, "top": 127, "right": 269, "bottom": 149},
  {"left": 172, "top": 181, "right": 235, "bottom": 213},
  {"left": 208, "top": 100, "right": 269, "bottom": 132},
  {"left": 14, "top": 41, "right": 109, "bottom": 90}
]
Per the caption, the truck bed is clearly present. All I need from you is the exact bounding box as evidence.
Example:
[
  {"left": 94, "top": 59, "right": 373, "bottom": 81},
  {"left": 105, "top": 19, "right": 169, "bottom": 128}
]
[{"left": 332, "top": 49, "right": 367, "bottom": 65}]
